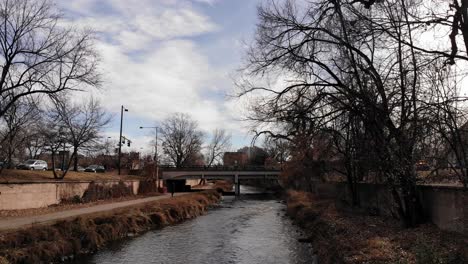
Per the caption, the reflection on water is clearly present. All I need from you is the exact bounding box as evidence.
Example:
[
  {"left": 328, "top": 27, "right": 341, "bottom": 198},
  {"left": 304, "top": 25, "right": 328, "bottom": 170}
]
[{"left": 76, "top": 186, "right": 315, "bottom": 264}]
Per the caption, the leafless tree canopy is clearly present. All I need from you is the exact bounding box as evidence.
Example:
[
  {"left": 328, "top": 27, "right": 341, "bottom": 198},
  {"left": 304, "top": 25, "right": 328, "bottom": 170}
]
[
  {"left": 161, "top": 113, "right": 204, "bottom": 167},
  {"left": 205, "top": 128, "right": 231, "bottom": 166},
  {"left": 262, "top": 136, "right": 289, "bottom": 164},
  {"left": 0, "top": 97, "right": 41, "bottom": 168},
  {"left": 240, "top": 0, "right": 468, "bottom": 227},
  {"left": 51, "top": 95, "right": 111, "bottom": 173},
  {"left": 0, "top": 0, "right": 100, "bottom": 119}
]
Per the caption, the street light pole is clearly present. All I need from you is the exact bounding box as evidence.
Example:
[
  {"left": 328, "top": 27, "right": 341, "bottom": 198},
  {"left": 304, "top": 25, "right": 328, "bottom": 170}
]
[
  {"left": 118, "top": 106, "right": 128, "bottom": 175},
  {"left": 155, "top": 128, "right": 159, "bottom": 188}
]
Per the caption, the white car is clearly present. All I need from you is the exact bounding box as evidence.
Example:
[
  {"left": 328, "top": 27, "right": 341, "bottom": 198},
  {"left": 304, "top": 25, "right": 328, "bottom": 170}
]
[{"left": 16, "top": 159, "right": 48, "bottom": 170}]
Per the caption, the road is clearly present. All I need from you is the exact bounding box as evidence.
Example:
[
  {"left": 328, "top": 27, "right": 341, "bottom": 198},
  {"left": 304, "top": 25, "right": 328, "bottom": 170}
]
[{"left": 0, "top": 193, "right": 188, "bottom": 232}]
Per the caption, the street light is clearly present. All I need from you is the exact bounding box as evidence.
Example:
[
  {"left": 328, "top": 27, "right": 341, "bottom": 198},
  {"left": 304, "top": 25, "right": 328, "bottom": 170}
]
[
  {"left": 118, "top": 106, "right": 128, "bottom": 175},
  {"left": 140, "top": 126, "right": 159, "bottom": 188}
]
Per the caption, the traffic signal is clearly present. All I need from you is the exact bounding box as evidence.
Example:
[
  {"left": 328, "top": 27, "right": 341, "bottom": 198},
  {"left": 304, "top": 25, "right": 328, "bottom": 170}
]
[{"left": 127, "top": 142, "right": 131, "bottom": 147}]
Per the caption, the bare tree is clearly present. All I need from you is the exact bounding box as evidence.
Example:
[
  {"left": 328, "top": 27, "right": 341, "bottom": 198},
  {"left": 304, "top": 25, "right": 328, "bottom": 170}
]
[
  {"left": 41, "top": 114, "right": 70, "bottom": 179},
  {"left": 262, "top": 136, "right": 289, "bottom": 166},
  {"left": 24, "top": 125, "right": 46, "bottom": 160},
  {"left": 0, "top": 0, "right": 100, "bottom": 119},
  {"left": 205, "top": 129, "right": 231, "bottom": 166},
  {"left": 422, "top": 61, "right": 468, "bottom": 187},
  {"left": 51, "top": 96, "right": 111, "bottom": 172},
  {"left": 357, "top": 0, "right": 468, "bottom": 65},
  {"left": 0, "top": 98, "right": 41, "bottom": 168},
  {"left": 161, "top": 113, "right": 203, "bottom": 167},
  {"left": 239, "top": 0, "right": 465, "bottom": 227}
]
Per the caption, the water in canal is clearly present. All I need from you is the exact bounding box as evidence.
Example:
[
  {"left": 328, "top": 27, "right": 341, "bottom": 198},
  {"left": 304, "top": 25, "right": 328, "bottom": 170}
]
[{"left": 77, "top": 186, "right": 316, "bottom": 264}]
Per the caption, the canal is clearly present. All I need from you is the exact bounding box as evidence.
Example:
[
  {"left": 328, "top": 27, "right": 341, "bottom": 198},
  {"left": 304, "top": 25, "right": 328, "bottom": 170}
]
[{"left": 76, "top": 186, "right": 316, "bottom": 264}]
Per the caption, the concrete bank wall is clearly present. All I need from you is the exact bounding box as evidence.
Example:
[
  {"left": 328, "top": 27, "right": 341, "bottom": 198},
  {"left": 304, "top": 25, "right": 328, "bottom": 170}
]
[
  {"left": 308, "top": 181, "right": 467, "bottom": 233},
  {"left": 0, "top": 178, "right": 201, "bottom": 211},
  {"left": 0, "top": 180, "right": 142, "bottom": 210}
]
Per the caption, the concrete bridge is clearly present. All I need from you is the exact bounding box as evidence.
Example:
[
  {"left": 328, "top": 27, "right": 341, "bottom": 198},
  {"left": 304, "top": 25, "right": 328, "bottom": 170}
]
[{"left": 160, "top": 165, "right": 281, "bottom": 195}]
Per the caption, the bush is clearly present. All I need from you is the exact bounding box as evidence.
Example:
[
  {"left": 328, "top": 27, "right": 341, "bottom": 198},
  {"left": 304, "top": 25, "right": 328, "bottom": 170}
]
[{"left": 71, "top": 195, "right": 82, "bottom": 204}]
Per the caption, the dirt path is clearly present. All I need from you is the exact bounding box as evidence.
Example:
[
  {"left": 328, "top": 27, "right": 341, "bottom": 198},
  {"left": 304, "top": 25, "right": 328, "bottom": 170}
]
[{"left": 0, "top": 193, "right": 189, "bottom": 232}]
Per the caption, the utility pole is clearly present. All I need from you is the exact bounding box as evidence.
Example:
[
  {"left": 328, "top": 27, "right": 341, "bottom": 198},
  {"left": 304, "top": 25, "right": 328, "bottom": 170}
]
[{"left": 118, "top": 106, "right": 128, "bottom": 175}]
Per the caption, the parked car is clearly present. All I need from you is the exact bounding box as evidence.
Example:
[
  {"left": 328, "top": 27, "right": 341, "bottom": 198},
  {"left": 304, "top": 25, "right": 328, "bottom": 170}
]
[
  {"left": 77, "top": 166, "right": 86, "bottom": 172},
  {"left": 84, "top": 165, "right": 105, "bottom": 173},
  {"left": 16, "top": 159, "right": 48, "bottom": 170}
]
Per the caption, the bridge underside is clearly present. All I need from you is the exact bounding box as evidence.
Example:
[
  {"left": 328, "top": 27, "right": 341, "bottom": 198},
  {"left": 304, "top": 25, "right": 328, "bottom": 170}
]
[{"left": 162, "top": 170, "right": 281, "bottom": 196}]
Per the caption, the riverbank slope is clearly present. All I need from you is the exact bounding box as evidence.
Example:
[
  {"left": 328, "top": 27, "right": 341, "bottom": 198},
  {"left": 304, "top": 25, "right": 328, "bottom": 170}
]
[
  {"left": 286, "top": 190, "right": 468, "bottom": 264},
  {"left": 0, "top": 190, "right": 221, "bottom": 264}
]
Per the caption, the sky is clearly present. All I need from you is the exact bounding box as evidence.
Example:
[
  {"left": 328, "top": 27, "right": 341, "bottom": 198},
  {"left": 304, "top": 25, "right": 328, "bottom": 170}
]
[{"left": 58, "top": 0, "right": 263, "bottom": 156}]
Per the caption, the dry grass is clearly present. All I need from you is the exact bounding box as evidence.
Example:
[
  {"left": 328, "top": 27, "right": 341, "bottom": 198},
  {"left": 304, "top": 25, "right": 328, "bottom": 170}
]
[
  {"left": 286, "top": 190, "right": 468, "bottom": 264},
  {"left": 0, "top": 169, "right": 141, "bottom": 183},
  {"left": 0, "top": 190, "right": 221, "bottom": 264},
  {"left": 417, "top": 169, "right": 464, "bottom": 186},
  {"left": 212, "top": 180, "right": 234, "bottom": 192}
]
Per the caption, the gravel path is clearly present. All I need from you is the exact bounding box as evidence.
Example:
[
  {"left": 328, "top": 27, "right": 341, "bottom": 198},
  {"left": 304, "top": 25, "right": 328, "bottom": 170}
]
[{"left": 0, "top": 193, "right": 188, "bottom": 232}]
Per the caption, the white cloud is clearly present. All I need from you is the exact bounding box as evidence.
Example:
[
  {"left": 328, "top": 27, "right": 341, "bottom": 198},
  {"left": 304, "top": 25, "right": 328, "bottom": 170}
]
[
  {"left": 193, "top": 0, "right": 217, "bottom": 4},
  {"left": 134, "top": 9, "right": 218, "bottom": 41},
  {"left": 93, "top": 37, "right": 238, "bottom": 133},
  {"left": 61, "top": 0, "right": 219, "bottom": 51},
  {"left": 115, "top": 30, "right": 152, "bottom": 52},
  {"left": 60, "top": 0, "right": 251, "bottom": 150}
]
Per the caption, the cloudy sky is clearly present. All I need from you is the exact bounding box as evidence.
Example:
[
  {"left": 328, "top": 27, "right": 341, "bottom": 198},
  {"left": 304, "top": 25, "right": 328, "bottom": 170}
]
[{"left": 58, "top": 0, "right": 262, "bottom": 155}]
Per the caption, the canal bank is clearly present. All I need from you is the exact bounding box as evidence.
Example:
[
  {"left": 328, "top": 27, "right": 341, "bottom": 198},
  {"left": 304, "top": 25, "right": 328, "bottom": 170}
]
[
  {"left": 286, "top": 190, "right": 468, "bottom": 264},
  {"left": 0, "top": 190, "right": 221, "bottom": 264},
  {"left": 74, "top": 186, "right": 315, "bottom": 264}
]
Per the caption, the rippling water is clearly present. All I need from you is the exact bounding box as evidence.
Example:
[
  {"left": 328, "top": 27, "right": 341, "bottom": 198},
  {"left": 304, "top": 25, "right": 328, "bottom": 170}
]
[{"left": 76, "top": 186, "right": 316, "bottom": 264}]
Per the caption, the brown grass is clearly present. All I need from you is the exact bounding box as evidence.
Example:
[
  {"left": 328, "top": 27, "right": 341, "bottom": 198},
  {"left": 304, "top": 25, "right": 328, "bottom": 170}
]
[
  {"left": 212, "top": 180, "right": 234, "bottom": 192},
  {"left": 286, "top": 190, "right": 468, "bottom": 264},
  {"left": 0, "top": 169, "right": 141, "bottom": 183},
  {"left": 0, "top": 190, "right": 221, "bottom": 264}
]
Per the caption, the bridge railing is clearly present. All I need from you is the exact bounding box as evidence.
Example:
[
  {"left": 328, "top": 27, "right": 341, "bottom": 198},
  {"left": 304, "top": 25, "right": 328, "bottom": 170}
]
[{"left": 159, "top": 165, "right": 281, "bottom": 171}]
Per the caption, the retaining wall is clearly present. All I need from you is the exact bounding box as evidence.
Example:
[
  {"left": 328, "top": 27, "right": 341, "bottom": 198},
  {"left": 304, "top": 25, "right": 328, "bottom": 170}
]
[
  {"left": 0, "top": 180, "right": 143, "bottom": 210},
  {"left": 0, "top": 178, "right": 202, "bottom": 211},
  {"left": 307, "top": 181, "right": 467, "bottom": 233}
]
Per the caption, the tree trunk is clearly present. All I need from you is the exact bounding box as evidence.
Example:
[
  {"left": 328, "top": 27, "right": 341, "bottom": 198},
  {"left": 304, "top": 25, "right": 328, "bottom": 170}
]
[
  {"left": 59, "top": 153, "right": 75, "bottom": 179},
  {"left": 7, "top": 146, "right": 13, "bottom": 169},
  {"left": 345, "top": 160, "right": 360, "bottom": 206},
  {"left": 395, "top": 169, "right": 425, "bottom": 228},
  {"left": 73, "top": 146, "right": 78, "bottom": 171},
  {"left": 460, "top": 0, "right": 468, "bottom": 54},
  {"left": 7, "top": 135, "right": 14, "bottom": 169},
  {"left": 51, "top": 151, "right": 58, "bottom": 179}
]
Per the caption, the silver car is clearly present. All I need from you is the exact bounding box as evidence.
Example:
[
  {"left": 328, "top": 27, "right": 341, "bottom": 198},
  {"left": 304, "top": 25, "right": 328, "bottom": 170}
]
[{"left": 16, "top": 159, "right": 48, "bottom": 170}]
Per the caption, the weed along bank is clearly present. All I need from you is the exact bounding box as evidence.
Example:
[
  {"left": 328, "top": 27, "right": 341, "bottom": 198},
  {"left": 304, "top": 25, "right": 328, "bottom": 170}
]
[
  {"left": 285, "top": 190, "right": 468, "bottom": 263},
  {"left": 0, "top": 190, "right": 222, "bottom": 264}
]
